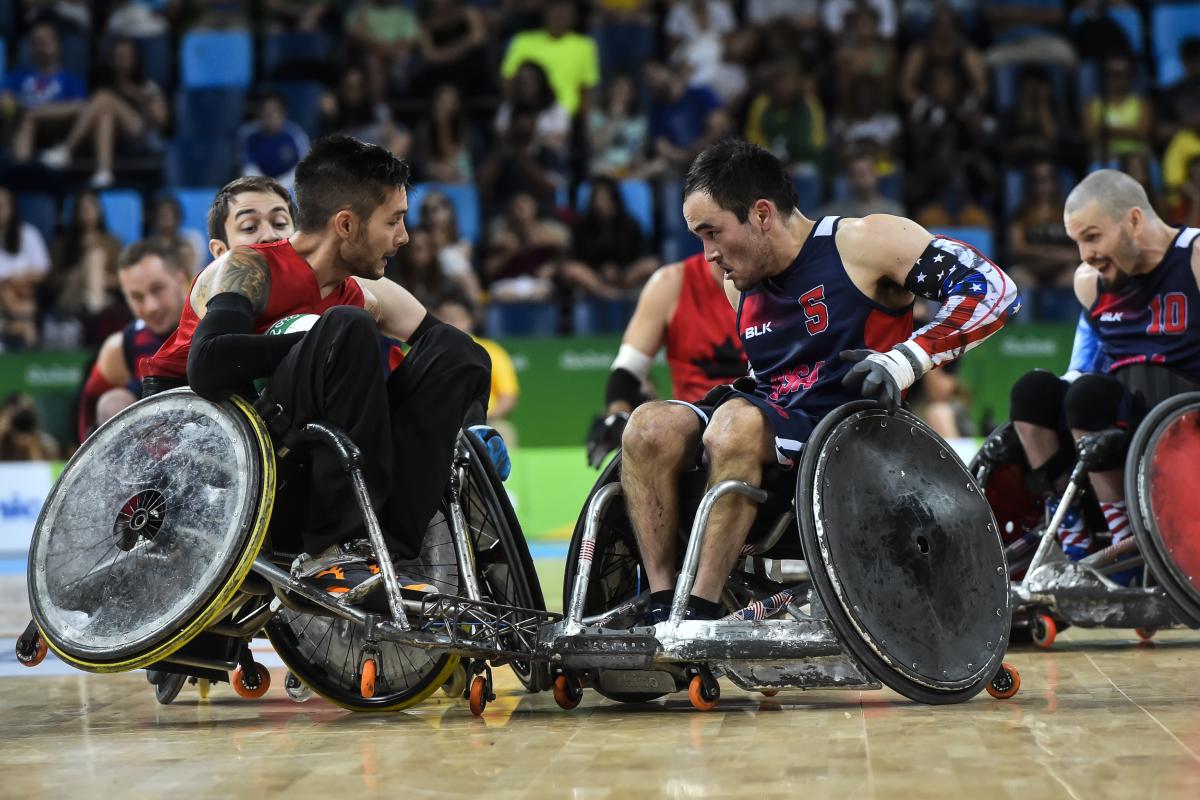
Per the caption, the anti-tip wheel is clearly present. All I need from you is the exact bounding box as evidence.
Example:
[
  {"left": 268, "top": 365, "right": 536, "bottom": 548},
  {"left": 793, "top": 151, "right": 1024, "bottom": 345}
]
[
  {"left": 442, "top": 663, "right": 467, "bottom": 698},
  {"left": 360, "top": 657, "right": 377, "bottom": 699},
  {"left": 1135, "top": 627, "right": 1157, "bottom": 641},
  {"left": 986, "top": 662, "right": 1021, "bottom": 700},
  {"left": 468, "top": 675, "right": 488, "bottom": 716},
  {"left": 688, "top": 675, "right": 719, "bottom": 712},
  {"left": 232, "top": 663, "right": 271, "bottom": 699},
  {"left": 1032, "top": 614, "right": 1057, "bottom": 650},
  {"left": 552, "top": 674, "right": 583, "bottom": 710}
]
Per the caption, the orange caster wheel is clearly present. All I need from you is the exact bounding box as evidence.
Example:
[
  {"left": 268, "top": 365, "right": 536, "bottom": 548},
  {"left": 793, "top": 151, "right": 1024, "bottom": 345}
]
[
  {"left": 553, "top": 674, "right": 583, "bottom": 710},
  {"left": 1032, "top": 614, "right": 1057, "bottom": 649},
  {"left": 360, "top": 657, "right": 377, "bottom": 699},
  {"left": 760, "top": 689, "right": 779, "bottom": 697},
  {"left": 468, "top": 675, "right": 488, "bottom": 716},
  {"left": 986, "top": 662, "right": 1021, "bottom": 700},
  {"left": 16, "top": 634, "right": 47, "bottom": 667},
  {"left": 688, "top": 675, "right": 719, "bottom": 711},
  {"left": 1135, "top": 627, "right": 1157, "bottom": 641},
  {"left": 232, "top": 662, "right": 271, "bottom": 699}
]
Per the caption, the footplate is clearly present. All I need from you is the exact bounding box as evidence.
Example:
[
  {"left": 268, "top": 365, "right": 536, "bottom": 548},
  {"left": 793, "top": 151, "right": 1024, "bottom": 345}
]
[{"left": 551, "top": 633, "right": 660, "bottom": 669}]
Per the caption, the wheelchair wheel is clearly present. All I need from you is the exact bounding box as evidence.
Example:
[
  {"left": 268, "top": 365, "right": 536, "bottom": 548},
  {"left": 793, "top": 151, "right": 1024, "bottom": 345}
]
[
  {"left": 457, "top": 431, "right": 550, "bottom": 693},
  {"left": 796, "top": 402, "right": 1010, "bottom": 705},
  {"left": 27, "top": 390, "right": 275, "bottom": 673},
  {"left": 1126, "top": 392, "right": 1200, "bottom": 627},
  {"left": 265, "top": 509, "right": 461, "bottom": 712}
]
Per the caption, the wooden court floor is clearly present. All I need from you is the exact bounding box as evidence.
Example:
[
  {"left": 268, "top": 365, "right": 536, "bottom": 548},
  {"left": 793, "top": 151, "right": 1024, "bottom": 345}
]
[{"left": 1, "top": 626, "right": 1198, "bottom": 799}]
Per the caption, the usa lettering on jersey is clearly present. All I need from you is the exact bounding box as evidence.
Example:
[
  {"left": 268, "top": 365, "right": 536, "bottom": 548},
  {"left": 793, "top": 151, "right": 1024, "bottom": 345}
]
[{"left": 768, "top": 361, "right": 825, "bottom": 401}]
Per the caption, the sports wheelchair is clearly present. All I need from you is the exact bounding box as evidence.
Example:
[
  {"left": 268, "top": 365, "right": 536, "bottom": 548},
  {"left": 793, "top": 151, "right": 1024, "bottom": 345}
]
[
  {"left": 16, "top": 387, "right": 555, "bottom": 715},
  {"left": 971, "top": 391, "right": 1200, "bottom": 648},
  {"left": 538, "top": 402, "right": 1023, "bottom": 711}
]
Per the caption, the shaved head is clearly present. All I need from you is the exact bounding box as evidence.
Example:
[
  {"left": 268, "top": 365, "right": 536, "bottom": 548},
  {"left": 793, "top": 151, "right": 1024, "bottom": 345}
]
[{"left": 1064, "top": 169, "right": 1158, "bottom": 222}]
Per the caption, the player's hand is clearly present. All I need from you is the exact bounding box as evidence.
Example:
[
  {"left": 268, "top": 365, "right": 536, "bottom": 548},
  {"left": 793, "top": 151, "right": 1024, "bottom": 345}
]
[
  {"left": 585, "top": 411, "right": 628, "bottom": 469},
  {"left": 840, "top": 349, "right": 901, "bottom": 413},
  {"left": 468, "top": 425, "right": 511, "bottom": 481}
]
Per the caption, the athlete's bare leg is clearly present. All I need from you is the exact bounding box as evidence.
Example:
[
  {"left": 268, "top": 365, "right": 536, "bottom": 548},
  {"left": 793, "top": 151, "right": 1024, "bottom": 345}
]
[
  {"left": 691, "top": 399, "right": 775, "bottom": 602},
  {"left": 1070, "top": 426, "right": 1125, "bottom": 503},
  {"left": 621, "top": 402, "right": 703, "bottom": 593},
  {"left": 1014, "top": 420, "right": 1061, "bottom": 471}
]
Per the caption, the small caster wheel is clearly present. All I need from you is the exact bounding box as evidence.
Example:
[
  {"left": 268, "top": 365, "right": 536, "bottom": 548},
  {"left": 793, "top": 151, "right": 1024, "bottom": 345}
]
[
  {"left": 552, "top": 674, "right": 583, "bottom": 710},
  {"left": 1135, "top": 627, "right": 1157, "bottom": 641},
  {"left": 1032, "top": 614, "right": 1057, "bottom": 649},
  {"left": 360, "top": 657, "right": 378, "bottom": 699},
  {"left": 688, "top": 674, "right": 719, "bottom": 712},
  {"left": 232, "top": 663, "right": 271, "bottom": 699},
  {"left": 468, "top": 675, "right": 488, "bottom": 716},
  {"left": 442, "top": 663, "right": 467, "bottom": 698},
  {"left": 16, "top": 622, "right": 47, "bottom": 667},
  {"left": 760, "top": 689, "right": 779, "bottom": 697},
  {"left": 285, "top": 672, "right": 312, "bottom": 702},
  {"left": 196, "top": 678, "right": 211, "bottom": 701},
  {"left": 986, "top": 662, "right": 1021, "bottom": 700},
  {"left": 153, "top": 672, "right": 186, "bottom": 705}
]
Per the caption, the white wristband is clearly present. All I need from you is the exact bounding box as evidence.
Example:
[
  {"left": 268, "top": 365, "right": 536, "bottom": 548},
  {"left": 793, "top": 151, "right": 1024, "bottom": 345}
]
[
  {"left": 612, "top": 344, "right": 654, "bottom": 382},
  {"left": 865, "top": 349, "right": 919, "bottom": 392}
]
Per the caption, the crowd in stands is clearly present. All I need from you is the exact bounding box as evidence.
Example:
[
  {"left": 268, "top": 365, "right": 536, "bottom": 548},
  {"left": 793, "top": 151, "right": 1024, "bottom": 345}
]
[{"left": 1, "top": 0, "right": 1200, "bottom": 356}]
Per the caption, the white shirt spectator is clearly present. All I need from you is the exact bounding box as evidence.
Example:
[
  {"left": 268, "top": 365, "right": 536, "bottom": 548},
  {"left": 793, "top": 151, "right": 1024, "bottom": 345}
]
[{"left": 0, "top": 223, "right": 51, "bottom": 280}]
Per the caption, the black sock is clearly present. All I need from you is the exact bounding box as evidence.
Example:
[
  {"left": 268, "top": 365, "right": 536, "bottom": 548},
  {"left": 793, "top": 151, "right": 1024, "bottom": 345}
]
[
  {"left": 687, "top": 595, "right": 724, "bottom": 620},
  {"left": 649, "top": 589, "right": 675, "bottom": 607}
]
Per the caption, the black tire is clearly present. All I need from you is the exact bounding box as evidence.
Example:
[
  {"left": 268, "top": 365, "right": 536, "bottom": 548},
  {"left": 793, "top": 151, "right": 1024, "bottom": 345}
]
[{"left": 153, "top": 672, "right": 187, "bottom": 705}]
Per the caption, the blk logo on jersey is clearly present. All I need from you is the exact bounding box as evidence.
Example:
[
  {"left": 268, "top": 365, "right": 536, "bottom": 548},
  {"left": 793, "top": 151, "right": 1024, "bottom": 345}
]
[
  {"left": 745, "top": 322, "right": 773, "bottom": 339},
  {"left": 1099, "top": 312, "right": 1123, "bottom": 322},
  {"left": 768, "top": 361, "right": 824, "bottom": 401}
]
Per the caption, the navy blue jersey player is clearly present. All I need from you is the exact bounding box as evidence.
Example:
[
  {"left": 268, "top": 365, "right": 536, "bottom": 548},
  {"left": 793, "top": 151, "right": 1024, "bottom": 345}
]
[
  {"left": 620, "top": 140, "right": 1021, "bottom": 622},
  {"left": 1008, "top": 169, "right": 1200, "bottom": 560}
]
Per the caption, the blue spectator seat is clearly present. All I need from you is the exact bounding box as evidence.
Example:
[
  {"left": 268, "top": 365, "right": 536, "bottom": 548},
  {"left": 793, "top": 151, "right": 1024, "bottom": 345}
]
[
  {"left": 1002, "top": 167, "right": 1076, "bottom": 218},
  {"left": 1071, "top": 6, "right": 1143, "bottom": 54},
  {"left": 572, "top": 298, "right": 638, "bottom": 336},
  {"left": 263, "top": 32, "right": 334, "bottom": 77},
  {"left": 1152, "top": 4, "right": 1200, "bottom": 86},
  {"left": 165, "top": 137, "right": 237, "bottom": 188},
  {"left": 16, "top": 193, "right": 57, "bottom": 246},
  {"left": 169, "top": 188, "right": 220, "bottom": 248},
  {"left": 484, "top": 302, "right": 558, "bottom": 337},
  {"left": 930, "top": 226, "right": 995, "bottom": 257},
  {"left": 792, "top": 171, "right": 823, "bottom": 214},
  {"left": 175, "top": 88, "right": 247, "bottom": 139},
  {"left": 264, "top": 81, "right": 324, "bottom": 137},
  {"left": 991, "top": 63, "right": 1069, "bottom": 112},
  {"left": 181, "top": 30, "right": 253, "bottom": 89},
  {"left": 137, "top": 34, "right": 172, "bottom": 90},
  {"left": 575, "top": 180, "right": 655, "bottom": 236},
  {"left": 98, "top": 190, "right": 144, "bottom": 246},
  {"left": 406, "top": 183, "right": 482, "bottom": 244},
  {"left": 593, "top": 22, "right": 655, "bottom": 80},
  {"left": 830, "top": 171, "right": 903, "bottom": 204},
  {"left": 658, "top": 180, "right": 702, "bottom": 263}
]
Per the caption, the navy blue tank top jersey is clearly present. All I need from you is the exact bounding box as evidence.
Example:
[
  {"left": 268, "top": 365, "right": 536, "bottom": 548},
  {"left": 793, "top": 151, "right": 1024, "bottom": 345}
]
[
  {"left": 121, "top": 320, "right": 168, "bottom": 395},
  {"left": 1085, "top": 227, "right": 1200, "bottom": 379},
  {"left": 735, "top": 216, "right": 914, "bottom": 418}
]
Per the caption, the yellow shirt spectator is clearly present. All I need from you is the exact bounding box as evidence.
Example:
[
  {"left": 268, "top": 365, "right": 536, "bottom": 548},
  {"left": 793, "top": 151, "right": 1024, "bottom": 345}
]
[
  {"left": 501, "top": 31, "right": 599, "bottom": 116},
  {"left": 1164, "top": 129, "right": 1200, "bottom": 192},
  {"left": 475, "top": 336, "right": 519, "bottom": 421}
]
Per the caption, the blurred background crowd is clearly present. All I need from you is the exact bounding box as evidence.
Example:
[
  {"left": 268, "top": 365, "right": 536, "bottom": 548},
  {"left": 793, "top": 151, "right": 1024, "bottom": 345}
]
[{"left": 1, "top": 0, "right": 1199, "bottom": 457}]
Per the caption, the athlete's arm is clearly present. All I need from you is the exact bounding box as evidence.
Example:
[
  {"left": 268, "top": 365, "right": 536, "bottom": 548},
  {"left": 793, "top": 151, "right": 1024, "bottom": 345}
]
[
  {"left": 353, "top": 276, "right": 426, "bottom": 341},
  {"left": 1074, "top": 262, "right": 1099, "bottom": 309},
  {"left": 187, "top": 247, "right": 304, "bottom": 400},
  {"left": 96, "top": 331, "right": 131, "bottom": 387},
  {"left": 839, "top": 215, "right": 1021, "bottom": 408},
  {"left": 1064, "top": 311, "right": 1102, "bottom": 381},
  {"left": 77, "top": 332, "right": 131, "bottom": 442}
]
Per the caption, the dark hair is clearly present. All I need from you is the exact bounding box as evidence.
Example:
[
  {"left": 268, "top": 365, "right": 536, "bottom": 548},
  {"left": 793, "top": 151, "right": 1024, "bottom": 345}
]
[
  {"left": 103, "top": 37, "right": 145, "bottom": 86},
  {"left": 58, "top": 191, "right": 110, "bottom": 268},
  {"left": 1181, "top": 37, "right": 1200, "bottom": 61},
  {"left": 206, "top": 176, "right": 296, "bottom": 243},
  {"left": 293, "top": 135, "right": 410, "bottom": 233},
  {"left": 513, "top": 61, "right": 557, "bottom": 114},
  {"left": 117, "top": 239, "right": 184, "bottom": 274},
  {"left": 683, "top": 139, "right": 798, "bottom": 222},
  {"left": 584, "top": 176, "right": 628, "bottom": 221},
  {"left": 0, "top": 187, "right": 21, "bottom": 255},
  {"left": 420, "top": 190, "right": 461, "bottom": 241}
]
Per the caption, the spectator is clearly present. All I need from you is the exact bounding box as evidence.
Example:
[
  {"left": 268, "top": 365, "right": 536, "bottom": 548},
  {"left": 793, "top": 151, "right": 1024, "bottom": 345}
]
[
  {"left": 1167, "top": 155, "right": 1200, "bottom": 228},
  {"left": 484, "top": 192, "right": 570, "bottom": 302},
  {"left": 664, "top": 0, "right": 746, "bottom": 104},
  {"left": 744, "top": 58, "right": 827, "bottom": 178},
  {"left": 824, "top": 0, "right": 897, "bottom": 39},
  {"left": 983, "top": 1, "right": 1072, "bottom": 66},
  {"left": 434, "top": 291, "right": 520, "bottom": 443},
  {"left": 22, "top": 1, "right": 91, "bottom": 33},
  {"left": 2, "top": 21, "right": 87, "bottom": 164},
  {"left": 588, "top": 75, "right": 649, "bottom": 179},
  {"left": 384, "top": 226, "right": 444, "bottom": 306},
  {"left": 317, "top": 67, "right": 411, "bottom": 155},
  {"left": 39, "top": 37, "right": 169, "bottom": 188},
  {"left": 0, "top": 394, "right": 61, "bottom": 461},
  {"left": 999, "top": 65, "right": 1068, "bottom": 168},
  {"left": 1164, "top": 116, "right": 1200, "bottom": 198},
  {"left": 1119, "top": 151, "right": 1165, "bottom": 213},
  {"left": 345, "top": 0, "right": 419, "bottom": 102},
  {"left": 906, "top": 63, "right": 994, "bottom": 211},
  {"left": 500, "top": 1, "right": 600, "bottom": 118},
  {"left": 563, "top": 176, "right": 660, "bottom": 298},
  {"left": 900, "top": 5, "right": 986, "bottom": 109},
  {"left": 237, "top": 92, "right": 311, "bottom": 190},
  {"left": 1084, "top": 55, "right": 1152, "bottom": 161},
  {"left": 744, "top": 1, "right": 824, "bottom": 84},
  {"left": 1158, "top": 38, "right": 1200, "bottom": 146},
  {"left": 147, "top": 195, "right": 204, "bottom": 276},
  {"left": 45, "top": 191, "right": 123, "bottom": 338},
  {"left": 833, "top": 5, "right": 896, "bottom": 112},
  {"left": 416, "top": 0, "right": 491, "bottom": 102},
  {"left": 477, "top": 110, "right": 564, "bottom": 215},
  {"left": 495, "top": 62, "right": 571, "bottom": 163},
  {"left": 831, "top": 75, "right": 902, "bottom": 174},
  {"left": 0, "top": 188, "right": 51, "bottom": 351},
  {"left": 1006, "top": 159, "right": 1077, "bottom": 289},
  {"left": 418, "top": 190, "right": 482, "bottom": 305},
  {"left": 642, "top": 60, "right": 730, "bottom": 178},
  {"left": 819, "top": 153, "right": 904, "bottom": 218},
  {"left": 263, "top": 0, "right": 339, "bottom": 33},
  {"left": 911, "top": 366, "right": 975, "bottom": 440},
  {"left": 190, "top": 0, "right": 252, "bottom": 29},
  {"left": 414, "top": 84, "right": 474, "bottom": 185},
  {"left": 915, "top": 178, "right": 993, "bottom": 229},
  {"left": 1069, "top": 0, "right": 1136, "bottom": 63},
  {"left": 105, "top": 0, "right": 170, "bottom": 38}
]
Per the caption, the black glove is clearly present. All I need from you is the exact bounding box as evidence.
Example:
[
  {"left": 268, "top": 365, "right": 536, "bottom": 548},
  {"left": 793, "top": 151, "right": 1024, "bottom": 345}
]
[
  {"left": 840, "top": 349, "right": 901, "bottom": 413},
  {"left": 1075, "top": 428, "right": 1128, "bottom": 471},
  {"left": 586, "top": 411, "right": 628, "bottom": 468}
]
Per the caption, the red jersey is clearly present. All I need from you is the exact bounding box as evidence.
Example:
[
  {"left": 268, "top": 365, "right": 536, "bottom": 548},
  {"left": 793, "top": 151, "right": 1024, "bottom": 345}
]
[
  {"left": 664, "top": 254, "right": 748, "bottom": 402},
  {"left": 144, "top": 239, "right": 366, "bottom": 378}
]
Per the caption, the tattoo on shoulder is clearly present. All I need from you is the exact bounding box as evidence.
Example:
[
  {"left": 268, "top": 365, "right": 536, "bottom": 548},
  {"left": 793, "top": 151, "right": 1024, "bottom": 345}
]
[{"left": 215, "top": 248, "right": 271, "bottom": 314}]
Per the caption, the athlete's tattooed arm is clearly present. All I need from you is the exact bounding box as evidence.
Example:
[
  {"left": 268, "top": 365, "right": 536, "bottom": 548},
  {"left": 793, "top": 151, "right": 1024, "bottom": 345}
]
[{"left": 192, "top": 246, "right": 271, "bottom": 319}]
